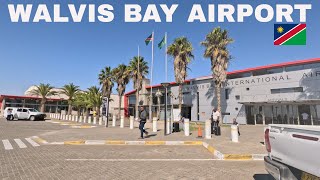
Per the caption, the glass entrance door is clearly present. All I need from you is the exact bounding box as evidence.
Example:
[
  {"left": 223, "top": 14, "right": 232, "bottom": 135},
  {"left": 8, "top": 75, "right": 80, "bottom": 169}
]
[{"left": 245, "top": 105, "right": 255, "bottom": 125}]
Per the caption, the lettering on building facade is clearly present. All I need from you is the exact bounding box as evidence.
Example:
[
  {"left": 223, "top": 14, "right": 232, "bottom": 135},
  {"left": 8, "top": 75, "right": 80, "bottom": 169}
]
[{"left": 226, "top": 75, "right": 291, "bottom": 87}]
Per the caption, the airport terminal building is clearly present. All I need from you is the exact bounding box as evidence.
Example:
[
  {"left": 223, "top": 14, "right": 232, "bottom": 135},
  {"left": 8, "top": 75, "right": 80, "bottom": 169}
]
[{"left": 124, "top": 58, "right": 320, "bottom": 125}]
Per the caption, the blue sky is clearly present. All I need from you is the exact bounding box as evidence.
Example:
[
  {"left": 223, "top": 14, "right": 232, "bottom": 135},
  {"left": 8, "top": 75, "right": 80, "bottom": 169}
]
[{"left": 0, "top": 0, "right": 319, "bottom": 95}]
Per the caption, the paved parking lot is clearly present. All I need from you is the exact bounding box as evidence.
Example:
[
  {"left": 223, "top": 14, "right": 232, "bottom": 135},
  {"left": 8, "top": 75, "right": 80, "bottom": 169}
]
[{"left": 0, "top": 118, "right": 273, "bottom": 179}]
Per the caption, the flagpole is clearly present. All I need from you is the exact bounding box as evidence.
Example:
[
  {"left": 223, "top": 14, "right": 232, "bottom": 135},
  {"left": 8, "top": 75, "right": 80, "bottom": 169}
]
[
  {"left": 149, "top": 31, "right": 154, "bottom": 122},
  {"left": 164, "top": 32, "right": 171, "bottom": 134},
  {"left": 136, "top": 45, "right": 140, "bottom": 119},
  {"left": 165, "top": 32, "right": 168, "bottom": 82}
]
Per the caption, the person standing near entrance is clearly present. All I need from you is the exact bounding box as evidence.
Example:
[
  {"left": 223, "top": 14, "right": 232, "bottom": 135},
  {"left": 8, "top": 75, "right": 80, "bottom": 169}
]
[
  {"left": 138, "top": 107, "right": 149, "bottom": 139},
  {"left": 6, "top": 108, "right": 13, "bottom": 121},
  {"left": 211, "top": 107, "right": 220, "bottom": 134},
  {"left": 233, "top": 118, "right": 240, "bottom": 136},
  {"left": 301, "top": 112, "right": 309, "bottom": 125}
]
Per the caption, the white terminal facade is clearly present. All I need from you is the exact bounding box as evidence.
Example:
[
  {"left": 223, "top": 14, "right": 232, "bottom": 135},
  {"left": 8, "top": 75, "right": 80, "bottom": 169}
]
[{"left": 124, "top": 58, "right": 320, "bottom": 125}]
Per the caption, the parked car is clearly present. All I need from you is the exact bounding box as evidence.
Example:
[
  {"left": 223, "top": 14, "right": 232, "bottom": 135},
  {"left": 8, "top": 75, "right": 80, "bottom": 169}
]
[
  {"left": 4, "top": 107, "right": 46, "bottom": 121},
  {"left": 264, "top": 124, "right": 320, "bottom": 180}
]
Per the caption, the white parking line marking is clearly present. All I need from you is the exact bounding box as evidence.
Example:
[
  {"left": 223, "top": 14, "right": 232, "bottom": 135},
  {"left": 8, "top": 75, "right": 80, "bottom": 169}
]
[
  {"left": 14, "top": 139, "right": 27, "bottom": 148},
  {"left": 65, "top": 159, "right": 218, "bottom": 162},
  {"left": 2, "top": 140, "right": 13, "bottom": 150},
  {"left": 25, "top": 138, "right": 40, "bottom": 147}
]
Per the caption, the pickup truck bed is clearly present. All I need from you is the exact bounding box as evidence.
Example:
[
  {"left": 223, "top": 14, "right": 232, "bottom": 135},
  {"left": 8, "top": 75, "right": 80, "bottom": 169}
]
[{"left": 264, "top": 124, "right": 320, "bottom": 179}]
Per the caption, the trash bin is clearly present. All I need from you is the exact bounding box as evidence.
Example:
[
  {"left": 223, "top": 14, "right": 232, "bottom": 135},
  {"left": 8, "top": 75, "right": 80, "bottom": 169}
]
[{"left": 173, "top": 122, "right": 180, "bottom": 132}]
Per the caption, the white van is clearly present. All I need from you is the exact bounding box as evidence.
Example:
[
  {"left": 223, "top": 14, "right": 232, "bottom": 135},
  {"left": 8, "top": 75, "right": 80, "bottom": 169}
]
[{"left": 3, "top": 107, "right": 46, "bottom": 121}]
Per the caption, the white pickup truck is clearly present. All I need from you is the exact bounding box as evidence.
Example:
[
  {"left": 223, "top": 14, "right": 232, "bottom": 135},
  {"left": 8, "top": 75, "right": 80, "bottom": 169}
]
[
  {"left": 264, "top": 124, "right": 320, "bottom": 180},
  {"left": 4, "top": 107, "right": 46, "bottom": 121}
]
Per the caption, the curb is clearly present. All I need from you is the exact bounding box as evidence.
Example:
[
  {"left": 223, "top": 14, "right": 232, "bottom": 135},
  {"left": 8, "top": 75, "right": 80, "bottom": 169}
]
[
  {"left": 35, "top": 134, "right": 266, "bottom": 161},
  {"left": 49, "top": 140, "right": 204, "bottom": 146}
]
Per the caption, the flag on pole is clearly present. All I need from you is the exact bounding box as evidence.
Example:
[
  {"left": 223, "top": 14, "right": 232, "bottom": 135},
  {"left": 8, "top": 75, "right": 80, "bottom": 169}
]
[
  {"left": 274, "top": 24, "right": 306, "bottom": 45},
  {"left": 158, "top": 36, "right": 166, "bottom": 49},
  {"left": 145, "top": 34, "right": 153, "bottom": 45}
]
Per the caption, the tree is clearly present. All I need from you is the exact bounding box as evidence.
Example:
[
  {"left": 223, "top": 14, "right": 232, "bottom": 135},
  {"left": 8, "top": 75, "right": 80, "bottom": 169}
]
[
  {"left": 112, "top": 64, "right": 130, "bottom": 118},
  {"left": 167, "top": 37, "right": 194, "bottom": 115},
  {"left": 60, "top": 83, "right": 80, "bottom": 115},
  {"left": 98, "top": 66, "right": 114, "bottom": 126},
  {"left": 87, "top": 86, "right": 103, "bottom": 117},
  {"left": 201, "top": 27, "right": 234, "bottom": 124},
  {"left": 29, "top": 83, "right": 57, "bottom": 112},
  {"left": 128, "top": 56, "right": 149, "bottom": 118}
]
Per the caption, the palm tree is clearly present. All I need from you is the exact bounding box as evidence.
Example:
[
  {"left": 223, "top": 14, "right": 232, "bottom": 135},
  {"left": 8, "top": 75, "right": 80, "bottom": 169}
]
[
  {"left": 112, "top": 64, "right": 130, "bottom": 118},
  {"left": 128, "top": 56, "right": 149, "bottom": 118},
  {"left": 201, "top": 27, "right": 234, "bottom": 124},
  {"left": 99, "top": 66, "right": 114, "bottom": 126},
  {"left": 29, "top": 83, "right": 57, "bottom": 112},
  {"left": 87, "top": 86, "right": 103, "bottom": 117},
  {"left": 167, "top": 37, "right": 194, "bottom": 115},
  {"left": 73, "top": 92, "right": 88, "bottom": 116},
  {"left": 61, "top": 83, "right": 80, "bottom": 115}
]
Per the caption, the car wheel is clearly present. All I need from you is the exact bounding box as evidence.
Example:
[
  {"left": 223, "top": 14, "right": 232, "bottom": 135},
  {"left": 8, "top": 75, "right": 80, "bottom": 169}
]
[{"left": 29, "top": 116, "right": 35, "bottom": 121}]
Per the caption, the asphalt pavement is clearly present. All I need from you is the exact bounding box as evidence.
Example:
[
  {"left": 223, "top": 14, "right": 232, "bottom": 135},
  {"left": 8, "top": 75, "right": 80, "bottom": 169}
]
[{"left": 0, "top": 118, "right": 274, "bottom": 180}]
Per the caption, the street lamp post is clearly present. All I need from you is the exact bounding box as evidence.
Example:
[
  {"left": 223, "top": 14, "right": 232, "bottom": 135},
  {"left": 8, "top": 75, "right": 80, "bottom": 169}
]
[
  {"left": 161, "top": 82, "right": 170, "bottom": 136},
  {"left": 103, "top": 97, "right": 109, "bottom": 127}
]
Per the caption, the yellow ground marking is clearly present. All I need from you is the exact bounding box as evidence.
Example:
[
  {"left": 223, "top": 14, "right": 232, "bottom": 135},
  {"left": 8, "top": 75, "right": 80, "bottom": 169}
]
[
  {"left": 145, "top": 141, "right": 166, "bottom": 145},
  {"left": 183, "top": 141, "right": 203, "bottom": 145},
  {"left": 64, "top": 140, "right": 85, "bottom": 145},
  {"left": 223, "top": 154, "right": 253, "bottom": 160}
]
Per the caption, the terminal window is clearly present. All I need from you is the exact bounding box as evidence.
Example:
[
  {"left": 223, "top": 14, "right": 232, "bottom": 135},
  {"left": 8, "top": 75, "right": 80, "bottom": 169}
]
[{"left": 271, "top": 87, "right": 303, "bottom": 94}]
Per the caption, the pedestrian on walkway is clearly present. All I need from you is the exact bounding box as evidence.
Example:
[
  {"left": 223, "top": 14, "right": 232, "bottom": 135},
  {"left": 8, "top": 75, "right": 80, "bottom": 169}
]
[
  {"left": 233, "top": 118, "right": 240, "bottom": 136},
  {"left": 138, "top": 107, "right": 149, "bottom": 139},
  {"left": 6, "top": 108, "right": 13, "bottom": 121},
  {"left": 211, "top": 107, "right": 220, "bottom": 134}
]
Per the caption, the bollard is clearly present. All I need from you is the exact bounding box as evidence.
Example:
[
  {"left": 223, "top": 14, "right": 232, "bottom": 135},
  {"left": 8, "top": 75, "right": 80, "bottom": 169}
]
[
  {"left": 112, "top": 115, "right": 116, "bottom": 127},
  {"left": 63, "top": 115, "right": 67, "bottom": 120},
  {"left": 79, "top": 116, "right": 83, "bottom": 123},
  {"left": 130, "top": 116, "right": 134, "bottom": 129},
  {"left": 184, "top": 118, "right": 190, "bottom": 136},
  {"left": 167, "top": 118, "right": 171, "bottom": 134},
  {"left": 152, "top": 117, "right": 157, "bottom": 132},
  {"left": 84, "top": 116, "right": 87, "bottom": 123},
  {"left": 71, "top": 115, "right": 74, "bottom": 121},
  {"left": 93, "top": 117, "right": 97, "bottom": 124},
  {"left": 205, "top": 119, "right": 212, "bottom": 139},
  {"left": 231, "top": 125, "right": 239, "bottom": 142},
  {"left": 99, "top": 117, "right": 103, "bottom": 125},
  {"left": 88, "top": 116, "right": 92, "bottom": 124},
  {"left": 75, "top": 116, "right": 78, "bottom": 122},
  {"left": 120, "top": 116, "right": 124, "bottom": 128},
  {"left": 56, "top": 114, "right": 58, "bottom": 119},
  {"left": 67, "top": 115, "right": 71, "bottom": 121}
]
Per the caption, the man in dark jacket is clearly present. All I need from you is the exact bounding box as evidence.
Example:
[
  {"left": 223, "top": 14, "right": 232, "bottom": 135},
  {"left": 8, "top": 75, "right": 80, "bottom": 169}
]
[{"left": 139, "top": 107, "right": 149, "bottom": 139}]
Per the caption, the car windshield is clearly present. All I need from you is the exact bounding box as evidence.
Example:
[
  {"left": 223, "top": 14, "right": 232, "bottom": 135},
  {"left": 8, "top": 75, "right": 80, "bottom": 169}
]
[{"left": 28, "top": 109, "right": 39, "bottom": 112}]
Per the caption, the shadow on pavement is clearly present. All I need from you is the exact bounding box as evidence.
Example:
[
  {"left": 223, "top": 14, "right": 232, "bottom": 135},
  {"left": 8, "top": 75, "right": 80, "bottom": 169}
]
[
  {"left": 253, "top": 174, "right": 275, "bottom": 180},
  {"left": 145, "top": 134, "right": 157, "bottom": 138}
]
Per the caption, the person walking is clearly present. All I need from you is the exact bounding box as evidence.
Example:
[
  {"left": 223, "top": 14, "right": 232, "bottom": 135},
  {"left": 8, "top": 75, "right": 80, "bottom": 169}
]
[
  {"left": 233, "top": 118, "right": 240, "bottom": 136},
  {"left": 6, "top": 108, "right": 13, "bottom": 121},
  {"left": 211, "top": 107, "right": 220, "bottom": 134},
  {"left": 138, "top": 106, "right": 149, "bottom": 139}
]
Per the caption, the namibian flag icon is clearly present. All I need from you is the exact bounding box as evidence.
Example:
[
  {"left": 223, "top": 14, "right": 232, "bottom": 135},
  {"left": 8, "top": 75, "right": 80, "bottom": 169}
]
[{"left": 274, "top": 24, "right": 306, "bottom": 45}]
